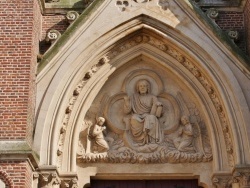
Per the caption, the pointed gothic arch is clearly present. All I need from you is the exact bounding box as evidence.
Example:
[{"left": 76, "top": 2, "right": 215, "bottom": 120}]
[{"left": 34, "top": 1, "right": 250, "bottom": 187}]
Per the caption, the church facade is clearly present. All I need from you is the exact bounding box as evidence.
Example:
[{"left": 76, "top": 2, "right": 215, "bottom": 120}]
[{"left": 1, "top": 0, "right": 250, "bottom": 187}]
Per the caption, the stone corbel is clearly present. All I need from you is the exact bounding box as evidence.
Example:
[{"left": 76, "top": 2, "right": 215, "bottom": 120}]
[
  {"left": 37, "top": 166, "right": 61, "bottom": 188},
  {"left": 233, "top": 167, "right": 250, "bottom": 188},
  {"left": 60, "top": 174, "right": 78, "bottom": 188},
  {"left": 45, "top": 30, "right": 61, "bottom": 45},
  {"left": 206, "top": 8, "right": 219, "bottom": 23},
  {"left": 227, "top": 30, "right": 239, "bottom": 43},
  {"left": 66, "top": 11, "right": 79, "bottom": 25},
  {"left": 212, "top": 173, "right": 232, "bottom": 188}
]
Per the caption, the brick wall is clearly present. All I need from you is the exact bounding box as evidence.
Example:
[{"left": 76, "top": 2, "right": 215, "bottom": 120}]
[
  {"left": 0, "top": 160, "right": 33, "bottom": 188},
  {"left": 0, "top": 0, "right": 41, "bottom": 187},
  {"left": 41, "top": 14, "right": 69, "bottom": 54},
  {"left": 0, "top": 0, "right": 41, "bottom": 142},
  {"left": 244, "top": 0, "right": 250, "bottom": 56},
  {"left": 216, "top": 11, "right": 246, "bottom": 52}
]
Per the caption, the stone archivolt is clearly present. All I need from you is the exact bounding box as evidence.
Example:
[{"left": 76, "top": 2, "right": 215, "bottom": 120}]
[{"left": 56, "top": 33, "right": 234, "bottom": 167}]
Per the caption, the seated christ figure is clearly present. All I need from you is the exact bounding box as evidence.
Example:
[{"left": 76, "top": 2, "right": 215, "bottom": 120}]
[{"left": 123, "top": 79, "right": 163, "bottom": 145}]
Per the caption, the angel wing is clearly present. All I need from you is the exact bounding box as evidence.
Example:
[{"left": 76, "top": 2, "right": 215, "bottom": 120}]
[
  {"left": 176, "top": 92, "right": 212, "bottom": 156},
  {"left": 176, "top": 92, "right": 201, "bottom": 124}
]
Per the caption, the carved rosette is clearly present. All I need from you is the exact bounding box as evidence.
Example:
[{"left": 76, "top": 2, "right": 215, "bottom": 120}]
[
  {"left": 206, "top": 8, "right": 219, "bottom": 22},
  {"left": 66, "top": 11, "right": 79, "bottom": 24},
  {"left": 228, "top": 30, "right": 239, "bottom": 42},
  {"left": 45, "top": 30, "right": 61, "bottom": 44}
]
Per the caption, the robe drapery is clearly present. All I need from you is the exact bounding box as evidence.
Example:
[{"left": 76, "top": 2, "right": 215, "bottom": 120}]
[{"left": 128, "top": 93, "right": 162, "bottom": 144}]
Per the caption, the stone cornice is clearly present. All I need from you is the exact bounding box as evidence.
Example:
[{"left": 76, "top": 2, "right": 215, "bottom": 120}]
[{"left": 0, "top": 141, "right": 39, "bottom": 170}]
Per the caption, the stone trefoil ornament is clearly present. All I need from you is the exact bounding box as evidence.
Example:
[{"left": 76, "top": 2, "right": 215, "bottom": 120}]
[{"left": 78, "top": 69, "right": 213, "bottom": 164}]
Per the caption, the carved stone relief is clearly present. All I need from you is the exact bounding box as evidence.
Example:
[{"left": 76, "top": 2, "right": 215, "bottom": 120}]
[
  {"left": 77, "top": 69, "right": 212, "bottom": 164},
  {"left": 56, "top": 33, "right": 234, "bottom": 168},
  {"left": 56, "top": 58, "right": 109, "bottom": 167}
]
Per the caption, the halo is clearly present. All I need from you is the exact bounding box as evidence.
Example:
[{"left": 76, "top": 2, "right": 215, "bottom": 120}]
[{"left": 121, "top": 69, "right": 164, "bottom": 96}]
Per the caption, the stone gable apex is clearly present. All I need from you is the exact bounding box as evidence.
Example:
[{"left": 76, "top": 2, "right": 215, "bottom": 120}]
[{"left": 37, "top": 0, "right": 250, "bottom": 76}]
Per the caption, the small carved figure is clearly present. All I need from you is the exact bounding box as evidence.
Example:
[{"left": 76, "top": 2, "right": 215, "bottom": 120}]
[
  {"left": 90, "top": 117, "right": 109, "bottom": 153},
  {"left": 123, "top": 79, "right": 163, "bottom": 145},
  {"left": 174, "top": 115, "right": 194, "bottom": 152}
]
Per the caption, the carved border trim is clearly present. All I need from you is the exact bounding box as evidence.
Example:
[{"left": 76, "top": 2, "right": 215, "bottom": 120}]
[
  {"left": 56, "top": 58, "right": 109, "bottom": 167},
  {"left": 56, "top": 33, "right": 234, "bottom": 167}
]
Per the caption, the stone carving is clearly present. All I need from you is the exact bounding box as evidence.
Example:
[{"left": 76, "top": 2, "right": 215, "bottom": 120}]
[
  {"left": 157, "top": 0, "right": 169, "bottom": 10},
  {"left": 56, "top": 58, "right": 107, "bottom": 167},
  {"left": 88, "top": 117, "right": 109, "bottom": 153},
  {"left": 206, "top": 8, "right": 219, "bottom": 23},
  {"left": 61, "top": 178, "right": 78, "bottom": 188},
  {"left": 78, "top": 69, "right": 212, "bottom": 163},
  {"left": 45, "top": 30, "right": 61, "bottom": 45},
  {"left": 116, "top": 0, "right": 129, "bottom": 11},
  {"left": 66, "top": 11, "right": 79, "bottom": 24},
  {"left": 38, "top": 173, "right": 61, "bottom": 188},
  {"left": 212, "top": 175, "right": 232, "bottom": 188},
  {"left": 174, "top": 115, "right": 194, "bottom": 152},
  {"left": 59, "top": 33, "right": 233, "bottom": 167},
  {"left": 228, "top": 30, "right": 239, "bottom": 42},
  {"left": 136, "top": 33, "right": 233, "bottom": 166},
  {"left": 233, "top": 168, "right": 250, "bottom": 188},
  {"left": 123, "top": 79, "right": 163, "bottom": 145}
]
